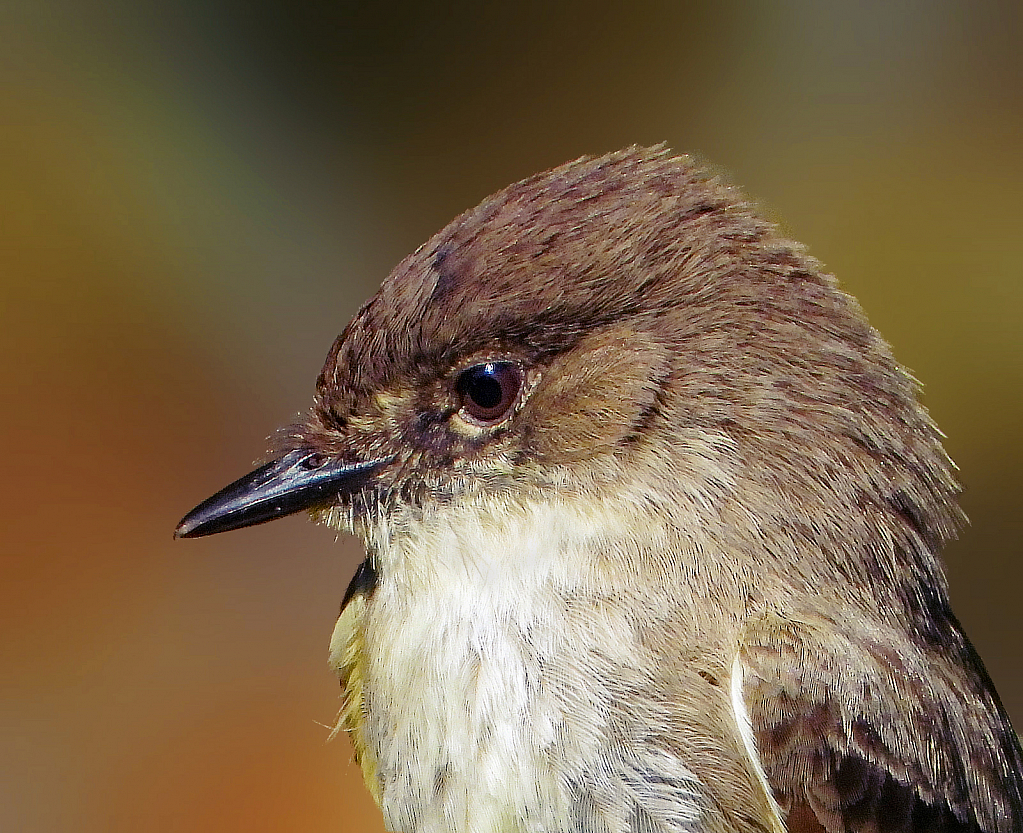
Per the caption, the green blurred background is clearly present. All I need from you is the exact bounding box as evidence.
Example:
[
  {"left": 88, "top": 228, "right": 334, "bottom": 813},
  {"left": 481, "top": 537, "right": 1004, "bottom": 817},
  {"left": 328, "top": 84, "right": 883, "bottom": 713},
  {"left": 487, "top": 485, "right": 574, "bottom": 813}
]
[{"left": 2, "top": 2, "right": 1020, "bottom": 830}]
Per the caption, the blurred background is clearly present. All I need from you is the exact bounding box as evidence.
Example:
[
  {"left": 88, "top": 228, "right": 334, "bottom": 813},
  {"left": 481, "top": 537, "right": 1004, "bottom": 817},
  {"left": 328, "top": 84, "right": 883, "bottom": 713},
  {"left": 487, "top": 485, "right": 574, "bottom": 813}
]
[{"left": 2, "top": 1, "right": 1021, "bottom": 830}]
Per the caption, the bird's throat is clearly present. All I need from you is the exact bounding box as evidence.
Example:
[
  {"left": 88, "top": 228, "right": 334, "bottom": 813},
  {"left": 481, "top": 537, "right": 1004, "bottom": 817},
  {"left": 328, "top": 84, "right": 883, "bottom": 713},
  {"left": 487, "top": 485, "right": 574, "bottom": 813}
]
[
  {"left": 335, "top": 497, "right": 611, "bottom": 832},
  {"left": 330, "top": 496, "right": 709, "bottom": 833}
]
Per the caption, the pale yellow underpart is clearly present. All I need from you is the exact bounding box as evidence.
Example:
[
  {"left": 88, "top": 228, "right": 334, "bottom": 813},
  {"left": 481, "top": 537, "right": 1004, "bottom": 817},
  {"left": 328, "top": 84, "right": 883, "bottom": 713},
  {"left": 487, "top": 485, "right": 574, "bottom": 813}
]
[{"left": 328, "top": 487, "right": 778, "bottom": 833}]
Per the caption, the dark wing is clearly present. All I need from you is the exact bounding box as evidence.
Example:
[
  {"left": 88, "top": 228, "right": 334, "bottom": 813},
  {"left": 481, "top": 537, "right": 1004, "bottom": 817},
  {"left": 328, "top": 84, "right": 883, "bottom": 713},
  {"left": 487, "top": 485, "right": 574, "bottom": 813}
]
[{"left": 740, "top": 608, "right": 1023, "bottom": 833}]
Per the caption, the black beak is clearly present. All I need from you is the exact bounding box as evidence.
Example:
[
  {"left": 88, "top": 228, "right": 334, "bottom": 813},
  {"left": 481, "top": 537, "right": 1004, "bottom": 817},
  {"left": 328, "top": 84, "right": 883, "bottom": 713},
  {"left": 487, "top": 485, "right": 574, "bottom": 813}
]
[{"left": 175, "top": 449, "right": 389, "bottom": 539}]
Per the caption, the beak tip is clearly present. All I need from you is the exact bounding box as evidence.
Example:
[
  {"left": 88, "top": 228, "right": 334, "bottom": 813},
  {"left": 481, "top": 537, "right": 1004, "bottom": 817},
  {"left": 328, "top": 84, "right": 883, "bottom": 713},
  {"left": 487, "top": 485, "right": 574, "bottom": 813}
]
[{"left": 173, "top": 515, "right": 200, "bottom": 540}]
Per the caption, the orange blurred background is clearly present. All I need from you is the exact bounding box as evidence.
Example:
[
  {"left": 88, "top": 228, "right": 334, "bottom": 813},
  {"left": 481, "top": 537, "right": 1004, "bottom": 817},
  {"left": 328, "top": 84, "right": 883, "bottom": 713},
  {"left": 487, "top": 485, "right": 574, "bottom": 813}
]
[{"left": 2, "top": 3, "right": 1021, "bottom": 831}]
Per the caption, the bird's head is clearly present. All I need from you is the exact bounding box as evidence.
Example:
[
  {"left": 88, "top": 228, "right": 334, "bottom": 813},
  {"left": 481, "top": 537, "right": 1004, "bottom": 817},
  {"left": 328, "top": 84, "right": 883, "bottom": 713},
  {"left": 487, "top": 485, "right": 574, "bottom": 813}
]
[{"left": 177, "top": 147, "right": 961, "bottom": 610}]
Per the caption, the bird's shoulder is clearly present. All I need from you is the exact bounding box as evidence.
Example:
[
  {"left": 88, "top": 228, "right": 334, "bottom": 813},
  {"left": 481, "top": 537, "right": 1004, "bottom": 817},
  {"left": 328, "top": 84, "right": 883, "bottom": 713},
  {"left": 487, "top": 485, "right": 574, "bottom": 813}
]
[{"left": 738, "top": 608, "right": 1023, "bottom": 833}]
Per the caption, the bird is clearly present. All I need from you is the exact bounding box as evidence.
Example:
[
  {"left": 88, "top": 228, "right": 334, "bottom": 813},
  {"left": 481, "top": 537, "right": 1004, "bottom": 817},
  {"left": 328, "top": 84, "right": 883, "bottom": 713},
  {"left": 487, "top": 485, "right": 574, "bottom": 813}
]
[{"left": 176, "top": 146, "right": 1023, "bottom": 833}]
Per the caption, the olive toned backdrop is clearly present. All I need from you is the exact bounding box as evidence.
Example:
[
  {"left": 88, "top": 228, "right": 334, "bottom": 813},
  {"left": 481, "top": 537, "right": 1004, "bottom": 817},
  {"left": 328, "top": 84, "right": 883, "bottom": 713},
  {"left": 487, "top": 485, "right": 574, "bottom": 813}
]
[{"left": 3, "top": 2, "right": 1021, "bottom": 831}]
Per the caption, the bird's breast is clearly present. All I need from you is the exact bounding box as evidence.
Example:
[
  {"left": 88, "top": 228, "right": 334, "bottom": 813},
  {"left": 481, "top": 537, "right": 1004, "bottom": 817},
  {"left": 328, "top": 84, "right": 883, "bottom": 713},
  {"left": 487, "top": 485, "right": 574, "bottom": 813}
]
[
  {"left": 331, "top": 497, "right": 711, "bottom": 833},
  {"left": 365, "top": 574, "right": 570, "bottom": 832}
]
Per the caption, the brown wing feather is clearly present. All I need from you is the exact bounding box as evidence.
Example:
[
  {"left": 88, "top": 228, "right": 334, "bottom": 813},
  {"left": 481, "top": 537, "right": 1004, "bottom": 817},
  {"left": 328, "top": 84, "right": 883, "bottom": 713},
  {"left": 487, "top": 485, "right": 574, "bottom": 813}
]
[{"left": 740, "top": 609, "right": 1023, "bottom": 833}]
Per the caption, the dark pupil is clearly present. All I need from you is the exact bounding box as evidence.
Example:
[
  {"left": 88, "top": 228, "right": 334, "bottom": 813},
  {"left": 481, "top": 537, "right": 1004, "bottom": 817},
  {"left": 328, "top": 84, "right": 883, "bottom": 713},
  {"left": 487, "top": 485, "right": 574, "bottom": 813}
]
[
  {"left": 457, "top": 361, "right": 521, "bottom": 422},
  {"left": 468, "top": 370, "right": 503, "bottom": 409}
]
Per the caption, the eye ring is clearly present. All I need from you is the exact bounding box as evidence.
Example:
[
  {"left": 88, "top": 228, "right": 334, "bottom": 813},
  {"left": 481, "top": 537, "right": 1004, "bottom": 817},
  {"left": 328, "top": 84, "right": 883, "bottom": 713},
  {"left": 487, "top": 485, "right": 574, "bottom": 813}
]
[{"left": 455, "top": 361, "right": 523, "bottom": 425}]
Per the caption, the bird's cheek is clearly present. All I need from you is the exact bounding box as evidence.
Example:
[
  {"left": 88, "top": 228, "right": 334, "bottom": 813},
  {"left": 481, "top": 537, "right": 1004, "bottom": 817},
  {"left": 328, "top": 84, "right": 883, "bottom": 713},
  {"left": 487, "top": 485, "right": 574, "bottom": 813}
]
[{"left": 521, "top": 326, "right": 671, "bottom": 463}]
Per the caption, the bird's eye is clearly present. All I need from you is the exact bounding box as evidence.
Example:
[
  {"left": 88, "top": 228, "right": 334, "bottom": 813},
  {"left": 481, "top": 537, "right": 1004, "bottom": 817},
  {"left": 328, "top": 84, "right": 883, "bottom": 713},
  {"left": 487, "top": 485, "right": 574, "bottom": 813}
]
[{"left": 456, "top": 362, "right": 523, "bottom": 425}]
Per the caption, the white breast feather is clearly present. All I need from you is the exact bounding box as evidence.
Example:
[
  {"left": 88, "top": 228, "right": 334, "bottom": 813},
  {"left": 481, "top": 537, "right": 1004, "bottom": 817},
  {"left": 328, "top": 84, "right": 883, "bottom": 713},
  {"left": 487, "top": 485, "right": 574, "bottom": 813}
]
[{"left": 352, "top": 494, "right": 707, "bottom": 833}]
